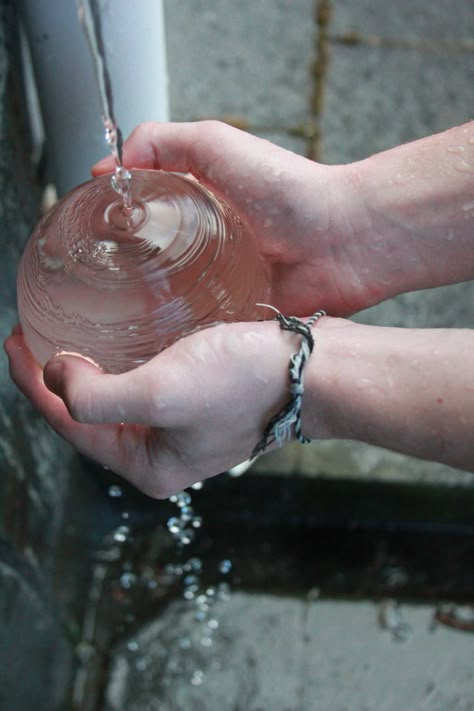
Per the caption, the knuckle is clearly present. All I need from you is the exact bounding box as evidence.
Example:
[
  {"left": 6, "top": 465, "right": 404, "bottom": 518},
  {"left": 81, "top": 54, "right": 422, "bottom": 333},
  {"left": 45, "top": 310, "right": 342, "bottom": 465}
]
[
  {"left": 198, "top": 119, "right": 230, "bottom": 140},
  {"left": 132, "top": 121, "right": 156, "bottom": 140},
  {"left": 126, "top": 122, "right": 158, "bottom": 154}
]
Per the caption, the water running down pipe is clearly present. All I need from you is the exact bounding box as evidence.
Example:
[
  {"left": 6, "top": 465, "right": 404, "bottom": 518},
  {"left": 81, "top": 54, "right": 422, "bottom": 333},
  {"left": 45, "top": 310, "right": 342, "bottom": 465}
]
[{"left": 18, "top": 0, "right": 169, "bottom": 196}]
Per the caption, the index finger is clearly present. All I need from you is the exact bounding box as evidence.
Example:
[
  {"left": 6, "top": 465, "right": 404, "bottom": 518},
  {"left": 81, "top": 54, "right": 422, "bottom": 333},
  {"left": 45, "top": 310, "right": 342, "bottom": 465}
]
[
  {"left": 91, "top": 120, "right": 288, "bottom": 202},
  {"left": 92, "top": 120, "right": 245, "bottom": 176}
]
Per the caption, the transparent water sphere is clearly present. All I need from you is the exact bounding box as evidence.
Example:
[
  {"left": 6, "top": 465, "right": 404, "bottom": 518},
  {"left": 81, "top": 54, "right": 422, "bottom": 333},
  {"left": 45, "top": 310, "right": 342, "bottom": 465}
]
[{"left": 17, "top": 170, "right": 270, "bottom": 373}]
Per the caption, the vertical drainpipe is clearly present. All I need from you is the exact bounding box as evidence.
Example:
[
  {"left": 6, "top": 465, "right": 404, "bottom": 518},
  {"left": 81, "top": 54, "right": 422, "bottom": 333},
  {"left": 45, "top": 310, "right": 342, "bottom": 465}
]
[{"left": 17, "top": 0, "right": 169, "bottom": 196}]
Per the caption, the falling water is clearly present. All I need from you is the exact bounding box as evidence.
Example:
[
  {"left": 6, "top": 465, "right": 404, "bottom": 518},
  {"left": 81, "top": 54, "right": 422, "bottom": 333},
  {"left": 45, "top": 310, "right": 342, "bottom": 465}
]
[
  {"left": 76, "top": 0, "right": 133, "bottom": 211},
  {"left": 103, "top": 481, "right": 233, "bottom": 689}
]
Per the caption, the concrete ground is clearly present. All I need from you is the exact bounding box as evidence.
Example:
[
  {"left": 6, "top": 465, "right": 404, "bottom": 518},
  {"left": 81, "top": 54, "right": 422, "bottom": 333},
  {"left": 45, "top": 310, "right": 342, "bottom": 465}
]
[
  {"left": 104, "top": 596, "right": 474, "bottom": 711},
  {"left": 102, "top": 2, "right": 474, "bottom": 709}
]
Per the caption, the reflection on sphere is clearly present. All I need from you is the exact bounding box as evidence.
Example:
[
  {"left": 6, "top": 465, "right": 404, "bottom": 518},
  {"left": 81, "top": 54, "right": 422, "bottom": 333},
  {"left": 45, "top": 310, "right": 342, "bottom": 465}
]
[{"left": 17, "top": 170, "right": 270, "bottom": 373}]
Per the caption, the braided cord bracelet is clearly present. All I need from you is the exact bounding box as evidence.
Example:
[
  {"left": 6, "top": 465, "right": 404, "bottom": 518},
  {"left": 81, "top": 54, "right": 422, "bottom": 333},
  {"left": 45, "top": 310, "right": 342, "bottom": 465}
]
[{"left": 251, "top": 305, "right": 326, "bottom": 458}]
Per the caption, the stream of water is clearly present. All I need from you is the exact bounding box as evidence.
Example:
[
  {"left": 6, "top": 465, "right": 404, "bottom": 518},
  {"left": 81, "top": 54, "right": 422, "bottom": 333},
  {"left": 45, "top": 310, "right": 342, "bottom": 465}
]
[{"left": 76, "top": 0, "right": 132, "bottom": 211}]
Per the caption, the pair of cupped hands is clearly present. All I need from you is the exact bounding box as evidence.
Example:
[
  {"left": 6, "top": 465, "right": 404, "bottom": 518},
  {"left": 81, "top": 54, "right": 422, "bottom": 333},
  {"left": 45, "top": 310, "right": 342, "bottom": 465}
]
[{"left": 5, "top": 121, "right": 377, "bottom": 497}]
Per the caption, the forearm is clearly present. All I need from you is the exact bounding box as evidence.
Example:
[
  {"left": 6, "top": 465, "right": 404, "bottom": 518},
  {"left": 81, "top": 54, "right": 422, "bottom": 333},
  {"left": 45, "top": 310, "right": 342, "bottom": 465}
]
[
  {"left": 304, "top": 318, "right": 474, "bottom": 472},
  {"left": 339, "top": 122, "right": 474, "bottom": 303}
]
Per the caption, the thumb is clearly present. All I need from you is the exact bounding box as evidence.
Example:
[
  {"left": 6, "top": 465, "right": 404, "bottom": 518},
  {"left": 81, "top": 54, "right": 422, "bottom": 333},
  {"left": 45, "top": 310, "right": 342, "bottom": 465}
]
[{"left": 43, "top": 354, "right": 158, "bottom": 425}]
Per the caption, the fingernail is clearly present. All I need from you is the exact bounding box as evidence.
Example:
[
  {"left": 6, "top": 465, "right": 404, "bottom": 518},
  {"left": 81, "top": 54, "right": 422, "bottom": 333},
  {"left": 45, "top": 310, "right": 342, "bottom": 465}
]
[
  {"left": 43, "top": 357, "right": 66, "bottom": 397},
  {"left": 57, "top": 351, "right": 101, "bottom": 368},
  {"left": 91, "top": 156, "right": 114, "bottom": 173}
]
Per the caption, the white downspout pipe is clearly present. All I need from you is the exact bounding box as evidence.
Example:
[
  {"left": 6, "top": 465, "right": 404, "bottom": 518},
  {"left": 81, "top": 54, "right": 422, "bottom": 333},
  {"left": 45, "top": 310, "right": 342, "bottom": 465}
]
[{"left": 18, "top": 1, "right": 169, "bottom": 196}]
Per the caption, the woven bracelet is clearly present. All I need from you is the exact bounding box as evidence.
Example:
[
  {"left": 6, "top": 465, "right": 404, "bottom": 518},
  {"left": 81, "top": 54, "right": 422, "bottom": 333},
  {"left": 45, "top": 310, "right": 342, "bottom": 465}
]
[{"left": 251, "top": 305, "right": 326, "bottom": 458}]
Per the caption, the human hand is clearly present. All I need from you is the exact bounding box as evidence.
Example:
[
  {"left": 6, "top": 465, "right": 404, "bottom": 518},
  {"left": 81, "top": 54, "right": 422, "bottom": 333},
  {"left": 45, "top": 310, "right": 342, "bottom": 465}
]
[
  {"left": 95, "top": 121, "right": 474, "bottom": 314},
  {"left": 5, "top": 320, "right": 332, "bottom": 497},
  {"left": 93, "top": 121, "right": 373, "bottom": 316}
]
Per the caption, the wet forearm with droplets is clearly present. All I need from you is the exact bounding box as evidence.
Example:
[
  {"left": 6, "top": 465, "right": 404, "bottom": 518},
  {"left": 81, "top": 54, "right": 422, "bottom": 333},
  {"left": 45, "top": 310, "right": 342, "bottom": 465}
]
[{"left": 349, "top": 121, "right": 474, "bottom": 297}]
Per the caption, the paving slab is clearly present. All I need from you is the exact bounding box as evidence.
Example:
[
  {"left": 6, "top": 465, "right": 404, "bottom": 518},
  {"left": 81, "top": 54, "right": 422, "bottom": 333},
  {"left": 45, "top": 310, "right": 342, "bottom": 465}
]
[
  {"left": 330, "top": 0, "right": 474, "bottom": 41},
  {"left": 104, "top": 595, "right": 474, "bottom": 711},
  {"left": 163, "top": 0, "right": 316, "bottom": 128},
  {"left": 320, "top": 44, "right": 474, "bottom": 164}
]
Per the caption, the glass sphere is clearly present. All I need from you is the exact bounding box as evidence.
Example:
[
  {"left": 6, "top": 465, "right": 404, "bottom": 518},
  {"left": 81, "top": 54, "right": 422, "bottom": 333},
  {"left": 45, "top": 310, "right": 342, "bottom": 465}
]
[{"left": 17, "top": 170, "right": 270, "bottom": 373}]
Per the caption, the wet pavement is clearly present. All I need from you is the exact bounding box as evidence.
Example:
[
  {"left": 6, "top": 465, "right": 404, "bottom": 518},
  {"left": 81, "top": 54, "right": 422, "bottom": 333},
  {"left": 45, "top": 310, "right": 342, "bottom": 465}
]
[
  {"left": 104, "top": 597, "right": 474, "bottom": 711},
  {"left": 81, "top": 469, "right": 474, "bottom": 711}
]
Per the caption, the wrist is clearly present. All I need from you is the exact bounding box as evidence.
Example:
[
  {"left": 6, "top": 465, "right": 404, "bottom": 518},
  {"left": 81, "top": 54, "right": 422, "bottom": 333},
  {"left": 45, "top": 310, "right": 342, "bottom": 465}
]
[
  {"left": 317, "top": 162, "right": 408, "bottom": 312},
  {"left": 301, "top": 318, "right": 474, "bottom": 471},
  {"left": 302, "top": 317, "right": 401, "bottom": 445},
  {"left": 331, "top": 159, "right": 419, "bottom": 306},
  {"left": 300, "top": 315, "right": 356, "bottom": 441}
]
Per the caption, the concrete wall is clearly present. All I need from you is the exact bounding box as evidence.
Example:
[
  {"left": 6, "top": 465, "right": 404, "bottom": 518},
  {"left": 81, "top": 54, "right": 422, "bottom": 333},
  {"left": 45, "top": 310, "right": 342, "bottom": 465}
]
[{"left": 0, "top": 5, "right": 98, "bottom": 709}]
